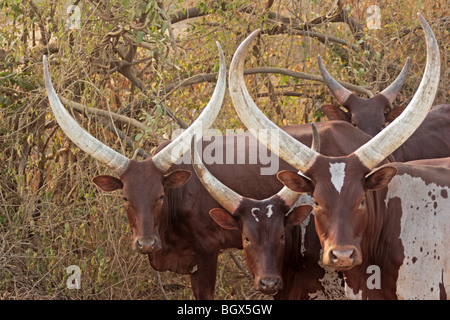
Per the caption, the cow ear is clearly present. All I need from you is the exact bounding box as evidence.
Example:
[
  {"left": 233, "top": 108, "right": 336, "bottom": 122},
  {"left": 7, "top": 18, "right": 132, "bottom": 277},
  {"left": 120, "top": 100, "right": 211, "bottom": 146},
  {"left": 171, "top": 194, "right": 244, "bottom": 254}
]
[
  {"left": 162, "top": 169, "right": 192, "bottom": 188},
  {"left": 277, "top": 170, "right": 314, "bottom": 193},
  {"left": 286, "top": 205, "right": 313, "bottom": 227},
  {"left": 320, "top": 105, "right": 351, "bottom": 122},
  {"left": 209, "top": 208, "right": 239, "bottom": 230},
  {"left": 92, "top": 175, "right": 123, "bottom": 192},
  {"left": 385, "top": 106, "right": 406, "bottom": 123},
  {"left": 365, "top": 166, "right": 398, "bottom": 191}
]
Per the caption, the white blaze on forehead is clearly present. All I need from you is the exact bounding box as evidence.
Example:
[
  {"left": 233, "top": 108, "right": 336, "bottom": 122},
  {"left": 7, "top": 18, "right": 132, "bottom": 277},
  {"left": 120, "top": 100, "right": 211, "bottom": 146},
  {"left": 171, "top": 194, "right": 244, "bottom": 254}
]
[
  {"left": 251, "top": 208, "right": 260, "bottom": 222},
  {"left": 251, "top": 205, "right": 275, "bottom": 222},
  {"left": 329, "top": 162, "right": 346, "bottom": 193},
  {"left": 266, "top": 204, "right": 273, "bottom": 218},
  {"left": 386, "top": 173, "right": 450, "bottom": 299}
]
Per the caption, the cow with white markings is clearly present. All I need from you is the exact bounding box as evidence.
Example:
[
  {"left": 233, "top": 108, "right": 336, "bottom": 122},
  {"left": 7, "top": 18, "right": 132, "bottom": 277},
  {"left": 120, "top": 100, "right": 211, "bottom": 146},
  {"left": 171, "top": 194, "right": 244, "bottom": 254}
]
[{"left": 229, "top": 14, "right": 449, "bottom": 299}]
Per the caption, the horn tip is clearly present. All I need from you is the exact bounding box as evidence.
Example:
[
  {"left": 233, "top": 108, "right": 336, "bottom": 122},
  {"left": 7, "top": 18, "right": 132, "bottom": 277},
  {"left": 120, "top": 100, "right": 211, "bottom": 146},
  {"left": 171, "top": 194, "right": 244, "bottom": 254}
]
[
  {"left": 317, "top": 54, "right": 325, "bottom": 66},
  {"left": 405, "top": 57, "right": 411, "bottom": 67},
  {"left": 248, "top": 29, "right": 262, "bottom": 40},
  {"left": 417, "top": 13, "right": 429, "bottom": 29}
]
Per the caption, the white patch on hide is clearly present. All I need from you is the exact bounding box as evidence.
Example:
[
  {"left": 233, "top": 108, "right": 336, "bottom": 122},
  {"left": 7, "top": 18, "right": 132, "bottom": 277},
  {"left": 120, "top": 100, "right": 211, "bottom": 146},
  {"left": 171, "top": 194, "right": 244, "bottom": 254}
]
[
  {"left": 329, "top": 162, "right": 346, "bottom": 193},
  {"left": 386, "top": 173, "right": 449, "bottom": 299},
  {"left": 266, "top": 204, "right": 273, "bottom": 218},
  {"left": 344, "top": 281, "right": 363, "bottom": 300},
  {"left": 251, "top": 208, "right": 260, "bottom": 222}
]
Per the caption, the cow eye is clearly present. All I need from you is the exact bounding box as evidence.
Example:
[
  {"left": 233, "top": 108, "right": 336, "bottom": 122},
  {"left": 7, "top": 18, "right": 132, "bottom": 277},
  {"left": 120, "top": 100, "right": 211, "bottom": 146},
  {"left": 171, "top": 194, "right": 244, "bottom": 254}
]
[
  {"left": 281, "top": 234, "right": 285, "bottom": 242},
  {"left": 314, "top": 201, "right": 319, "bottom": 207},
  {"left": 159, "top": 194, "right": 165, "bottom": 201},
  {"left": 244, "top": 237, "right": 250, "bottom": 244},
  {"left": 123, "top": 197, "right": 128, "bottom": 202},
  {"left": 360, "top": 199, "right": 366, "bottom": 207}
]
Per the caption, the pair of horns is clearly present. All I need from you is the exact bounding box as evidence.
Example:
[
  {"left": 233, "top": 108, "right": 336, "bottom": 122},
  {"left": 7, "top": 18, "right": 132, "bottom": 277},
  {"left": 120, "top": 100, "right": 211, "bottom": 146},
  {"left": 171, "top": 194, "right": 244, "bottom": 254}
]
[
  {"left": 229, "top": 13, "right": 440, "bottom": 172},
  {"left": 191, "top": 124, "right": 320, "bottom": 214},
  {"left": 318, "top": 55, "right": 411, "bottom": 105},
  {"left": 44, "top": 42, "right": 227, "bottom": 175}
]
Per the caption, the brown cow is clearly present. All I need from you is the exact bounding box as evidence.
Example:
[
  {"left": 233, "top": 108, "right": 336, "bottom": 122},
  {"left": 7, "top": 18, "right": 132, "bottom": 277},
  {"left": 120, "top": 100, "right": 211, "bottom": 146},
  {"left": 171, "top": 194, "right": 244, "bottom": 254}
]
[
  {"left": 189, "top": 132, "right": 315, "bottom": 295},
  {"left": 45, "top": 43, "right": 370, "bottom": 299},
  {"left": 230, "top": 14, "right": 448, "bottom": 299},
  {"left": 44, "top": 43, "right": 229, "bottom": 299},
  {"left": 317, "top": 41, "right": 450, "bottom": 162},
  {"left": 318, "top": 55, "right": 410, "bottom": 137}
]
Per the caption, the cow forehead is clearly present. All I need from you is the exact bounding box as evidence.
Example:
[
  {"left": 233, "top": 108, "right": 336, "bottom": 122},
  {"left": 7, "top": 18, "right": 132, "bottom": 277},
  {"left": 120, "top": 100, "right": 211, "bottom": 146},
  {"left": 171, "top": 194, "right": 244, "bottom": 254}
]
[
  {"left": 312, "top": 156, "right": 366, "bottom": 196},
  {"left": 120, "top": 159, "right": 164, "bottom": 194},
  {"left": 250, "top": 204, "right": 274, "bottom": 222},
  {"left": 346, "top": 94, "right": 390, "bottom": 113},
  {"left": 239, "top": 197, "right": 288, "bottom": 227}
]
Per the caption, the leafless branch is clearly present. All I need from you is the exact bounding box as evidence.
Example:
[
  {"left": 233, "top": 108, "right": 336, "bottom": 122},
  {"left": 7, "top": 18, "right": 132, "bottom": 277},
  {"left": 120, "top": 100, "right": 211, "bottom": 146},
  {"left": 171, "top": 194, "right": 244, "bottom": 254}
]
[{"left": 162, "top": 68, "right": 374, "bottom": 98}]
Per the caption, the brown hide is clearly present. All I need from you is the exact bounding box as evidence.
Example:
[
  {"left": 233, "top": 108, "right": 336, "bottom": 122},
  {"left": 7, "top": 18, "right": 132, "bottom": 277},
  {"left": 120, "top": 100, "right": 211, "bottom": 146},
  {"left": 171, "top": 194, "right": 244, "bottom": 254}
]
[{"left": 140, "top": 120, "right": 374, "bottom": 299}]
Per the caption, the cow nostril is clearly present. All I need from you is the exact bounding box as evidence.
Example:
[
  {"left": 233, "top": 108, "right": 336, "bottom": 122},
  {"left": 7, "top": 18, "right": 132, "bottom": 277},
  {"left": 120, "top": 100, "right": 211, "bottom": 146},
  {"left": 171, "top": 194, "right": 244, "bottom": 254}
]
[
  {"left": 330, "top": 250, "right": 337, "bottom": 261},
  {"left": 259, "top": 278, "right": 280, "bottom": 288},
  {"left": 330, "top": 248, "right": 355, "bottom": 264},
  {"left": 136, "top": 238, "right": 156, "bottom": 253}
]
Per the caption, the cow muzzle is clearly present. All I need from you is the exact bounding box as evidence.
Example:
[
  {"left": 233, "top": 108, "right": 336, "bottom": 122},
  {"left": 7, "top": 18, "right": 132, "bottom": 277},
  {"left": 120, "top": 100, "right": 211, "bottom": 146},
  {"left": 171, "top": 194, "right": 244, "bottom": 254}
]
[
  {"left": 133, "top": 236, "right": 161, "bottom": 254},
  {"left": 256, "top": 275, "right": 283, "bottom": 295},
  {"left": 324, "top": 246, "right": 362, "bottom": 270}
]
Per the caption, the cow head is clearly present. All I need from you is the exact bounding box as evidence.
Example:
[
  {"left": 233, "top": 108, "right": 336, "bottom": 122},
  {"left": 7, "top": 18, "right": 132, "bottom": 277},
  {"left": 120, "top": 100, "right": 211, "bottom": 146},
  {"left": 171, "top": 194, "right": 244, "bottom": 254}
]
[
  {"left": 43, "top": 42, "right": 227, "bottom": 254},
  {"left": 277, "top": 155, "right": 398, "bottom": 270},
  {"left": 190, "top": 136, "right": 312, "bottom": 295},
  {"left": 229, "top": 15, "right": 439, "bottom": 270},
  {"left": 318, "top": 52, "right": 410, "bottom": 137},
  {"left": 91, "top": 161, "right": 191, "bottom": 254}
]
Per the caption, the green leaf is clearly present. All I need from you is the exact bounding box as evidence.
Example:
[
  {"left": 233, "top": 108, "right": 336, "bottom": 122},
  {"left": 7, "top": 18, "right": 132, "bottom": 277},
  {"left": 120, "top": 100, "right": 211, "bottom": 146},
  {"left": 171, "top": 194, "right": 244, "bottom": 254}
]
[
  {"left": 136, "top": 31, "right": 144, "bottom": 43},
  {"left": 161, "top": 21, "right": 168, "bottom": 34}
]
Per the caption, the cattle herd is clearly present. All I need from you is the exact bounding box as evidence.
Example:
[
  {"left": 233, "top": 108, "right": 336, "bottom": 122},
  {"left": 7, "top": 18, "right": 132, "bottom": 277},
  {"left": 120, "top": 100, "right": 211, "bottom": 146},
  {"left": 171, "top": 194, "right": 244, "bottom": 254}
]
[{"left": 43, "top": 14, "right": 449, "bottom": 300}]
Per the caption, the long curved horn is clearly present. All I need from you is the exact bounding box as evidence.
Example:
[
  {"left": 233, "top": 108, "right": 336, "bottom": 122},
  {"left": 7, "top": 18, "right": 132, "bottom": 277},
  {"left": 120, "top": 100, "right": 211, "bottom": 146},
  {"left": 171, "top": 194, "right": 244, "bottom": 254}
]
[
  {"left": 190, "top": 136, "right": 243, "bottom": 214},
  {"left": 380, "top": 57, "right": 410, "bottom": 104},
  {"left": 317, "top": 55, "right": 353, "bottom": 105},
  {"left": 277, "top": 123, "right": 320, "bottom": 207},
  {"left": 152, "top": 42, "right": 227, "bottom": 172},
  {"left": 43, "top": 56, "right": 130, "bottom": 174},
  {"left": 229, "top": 29, "right": 319, "bottom": 173},
  {"left": 354, "top": 14, "right": 440, "bottom": 170}
]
